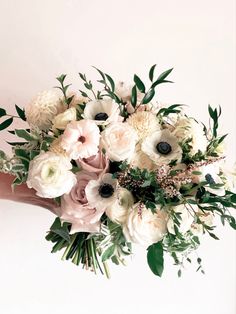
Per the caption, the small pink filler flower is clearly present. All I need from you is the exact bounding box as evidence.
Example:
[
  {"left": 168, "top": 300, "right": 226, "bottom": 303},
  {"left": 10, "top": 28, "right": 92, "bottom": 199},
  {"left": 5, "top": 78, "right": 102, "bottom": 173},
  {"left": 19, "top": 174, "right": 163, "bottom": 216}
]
[{"left": 61, "top": 120, "right": 100, "bottom": 159}]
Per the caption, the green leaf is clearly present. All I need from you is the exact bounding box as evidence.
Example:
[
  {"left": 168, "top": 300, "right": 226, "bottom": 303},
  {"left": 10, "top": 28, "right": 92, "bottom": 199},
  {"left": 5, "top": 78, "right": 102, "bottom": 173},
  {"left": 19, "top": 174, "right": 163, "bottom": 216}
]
[
  {"left": 208, "top": 105, "right": 215, "bottom": 120},
  {"left": 93, "top": 66, "right": 106, "bottom": 80},
  {"left": 50, "top": 217, "right": 62, "bottom": 230},
  {"left": 134, "top": 74, "right": 145, "bottom": 93},
  {"left": 51, "top": 228, "right": 71, "bottom": 243},
  {"left": 0, "top": 150, "right": 6, "bottom": 158},
  {"left": 208, "top": 232, "right": 219, "bottom": 240},
  {"left": 142, "top": 88, "right": 155, "bottom": 104},
  {"left": 15, "top": 105, "right": 26, "bottom": 121},
  {"left": 157, "top": 68, "right": 173, "bottom": 81},
  {"left": 131, "top": 85, "right": 137, "bottom": 106},
  {"left": 15, "top": 129, "right": 38, "bottom": 142},
  {"left": 101, "top": 245, "right": 115, "bottom": 262},
  {"left": 56, "top": 74, "right": 66, "bottom": 84},
  {"left": 147, "top": 242, "right": 164, "bottom": 277},
  {"left": 0, "top": 117, "right": 13, "bottom": 131},
  {"left": 0, "top": 108, "right": 6, "bottom": 117},
  {"left": 105, "top": 73, "right": 115, "bottom": 92},
  {"left": 230, "top": 194, "right": 236, "bottom": 203},
  {"left": 149, "top": 64, "right": 156, "bottom": 81}
]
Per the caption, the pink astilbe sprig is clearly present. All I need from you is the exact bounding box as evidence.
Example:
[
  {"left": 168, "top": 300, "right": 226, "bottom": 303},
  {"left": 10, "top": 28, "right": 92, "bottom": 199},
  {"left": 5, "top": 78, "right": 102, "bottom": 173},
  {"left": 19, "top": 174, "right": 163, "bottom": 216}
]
[{"left": 155, "top": 156, "right": 226, "bottom": 198}]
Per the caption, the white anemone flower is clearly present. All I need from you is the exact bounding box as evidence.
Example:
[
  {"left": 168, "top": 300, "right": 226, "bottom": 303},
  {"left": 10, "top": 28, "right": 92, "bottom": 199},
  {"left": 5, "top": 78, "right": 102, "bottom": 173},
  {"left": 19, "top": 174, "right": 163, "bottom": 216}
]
[
  {"left": 83, "top": 99, "right": 122, "bottom": 125},
  {"left": 199, "top": 164, "right": 225, "bottom": 196},
  {"left": 85, "top": 173, "right": 118, "bottom": 211},
  {"left": 141, "top": 129, "right": 182, "bottom": 165}
]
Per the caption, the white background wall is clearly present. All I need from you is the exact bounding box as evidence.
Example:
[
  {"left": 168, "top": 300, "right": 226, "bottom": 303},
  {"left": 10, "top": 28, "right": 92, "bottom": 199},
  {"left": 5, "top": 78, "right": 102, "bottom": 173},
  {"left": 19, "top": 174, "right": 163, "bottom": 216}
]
[{"left": 0, "top": 0, "right": 235, "bottom": 313}]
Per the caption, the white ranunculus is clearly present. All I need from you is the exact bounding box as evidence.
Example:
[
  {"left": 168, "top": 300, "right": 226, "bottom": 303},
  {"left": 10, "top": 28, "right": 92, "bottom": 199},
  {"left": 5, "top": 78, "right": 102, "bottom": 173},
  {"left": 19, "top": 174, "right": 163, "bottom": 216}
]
[
  {"left": 101, "top": 122, "right": 138, "bottom": 161},
  {"left": 173, "top": 116, "right": 207, "bottom": 155},
  {"left": 106, "top": 188, "right": 134, "bottom": 224},
  {"left": 27, "top": 152, "right": 76, "bottom": 198},
  {"left": 25, "top": 90, "right": 66, "bottom": 130},
  {"left": 141, "top": 129, "right": 182, "bottom": 165},
  {"left": 123, "top": 203, "right": 168, "bottom": 246},
  {"left": 52, "top": 107, "right": 77, "bottom": 131},
  {"left": 167, "top": 204, "right": 195, "bottom": 235},
  {"left": 83, "top": 99, "right": 122, "bottom": 126}
]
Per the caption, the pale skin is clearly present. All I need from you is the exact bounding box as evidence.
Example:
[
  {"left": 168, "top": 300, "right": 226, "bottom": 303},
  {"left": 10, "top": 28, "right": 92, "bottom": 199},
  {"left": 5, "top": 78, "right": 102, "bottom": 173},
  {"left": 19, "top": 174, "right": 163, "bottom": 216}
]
[{"left": 0, "top": 173, "right": 59, "bottom": 214}]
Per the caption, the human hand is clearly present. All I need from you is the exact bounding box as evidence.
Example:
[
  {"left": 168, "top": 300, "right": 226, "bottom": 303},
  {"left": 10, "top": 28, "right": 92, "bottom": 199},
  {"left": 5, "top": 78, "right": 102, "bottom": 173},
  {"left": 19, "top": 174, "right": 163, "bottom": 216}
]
[{"left": 0, "top": 173, "right": 60, "bottom": 215}]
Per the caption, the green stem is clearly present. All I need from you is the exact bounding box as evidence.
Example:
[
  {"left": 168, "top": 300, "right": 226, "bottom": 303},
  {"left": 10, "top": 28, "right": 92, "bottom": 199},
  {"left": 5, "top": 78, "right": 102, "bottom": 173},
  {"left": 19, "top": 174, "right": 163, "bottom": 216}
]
[
  {"left": 61, "top": 234, "right": 77, "bottom": 260},
  {"left": 102, "top": 261, "right": 111, "bottom": 279}
]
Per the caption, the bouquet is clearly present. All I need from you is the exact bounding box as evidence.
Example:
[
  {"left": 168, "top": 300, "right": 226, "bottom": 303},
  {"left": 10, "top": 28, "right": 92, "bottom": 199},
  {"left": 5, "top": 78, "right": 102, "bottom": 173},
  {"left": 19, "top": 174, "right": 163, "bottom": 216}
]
[{"left": 0, "top": 65, "right": 235, "bottom": 278}]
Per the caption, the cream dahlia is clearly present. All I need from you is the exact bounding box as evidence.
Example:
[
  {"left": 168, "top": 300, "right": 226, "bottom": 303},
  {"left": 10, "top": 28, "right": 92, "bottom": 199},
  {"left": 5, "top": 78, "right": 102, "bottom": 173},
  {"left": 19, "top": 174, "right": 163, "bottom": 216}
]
[
  {"left": 61, "top": 120, "right": 100, "bottom": 160},
  {"left": 141, "top": 129, "right": 182, "bottom": 165},
  {"left": 127, "top": 111, "right": 161, "bottom": 139},
  {"left": 25, "top": 90, "right": 65, "bottom": 130}
]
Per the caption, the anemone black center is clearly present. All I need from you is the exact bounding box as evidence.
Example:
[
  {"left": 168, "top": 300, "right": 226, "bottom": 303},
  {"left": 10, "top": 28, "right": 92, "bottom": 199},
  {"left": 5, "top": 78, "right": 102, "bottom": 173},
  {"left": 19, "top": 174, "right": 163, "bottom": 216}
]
[
  {"left": 98, "top": 183, "right": 114, "bottom": 198},
  {"left": 205, "top": 173, "right": 216, "bottom": 185},
  {"left": 156, "top": 141, "right": 172, "bottom": 155},
  {"left": 94, "top": 112, "right": 108, "bottom": 121}
]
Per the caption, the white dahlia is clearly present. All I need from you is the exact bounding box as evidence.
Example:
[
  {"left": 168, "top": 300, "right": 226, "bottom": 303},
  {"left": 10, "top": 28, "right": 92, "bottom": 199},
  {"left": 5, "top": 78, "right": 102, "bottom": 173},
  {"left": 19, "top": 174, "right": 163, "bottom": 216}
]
[
  {"left": 123, "top": 203, "right": 168, "bottom": 247},
  {"left": 25, "top": 90, "right": 65, "bottom": 130},
  {"left": 83, "top": 99, "right": 122, "bottom": 126},
  {"left": 127, "top": 111, "right": 161, "bottom": 139},
  {"left": 141, "top": 129, "right": 182, "bottom": 165}
]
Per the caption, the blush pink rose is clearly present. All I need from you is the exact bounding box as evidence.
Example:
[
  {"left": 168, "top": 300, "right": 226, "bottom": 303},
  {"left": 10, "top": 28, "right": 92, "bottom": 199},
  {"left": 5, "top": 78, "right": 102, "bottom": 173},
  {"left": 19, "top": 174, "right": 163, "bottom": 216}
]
[
  {"left": 76, "top": 151, "right": 109, "bottom": 175},
  {"left": 60, "top": 170, "right": 105, "bottom": 233}
]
